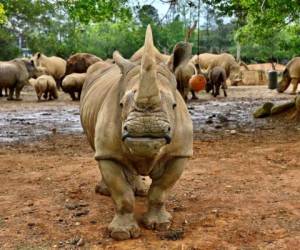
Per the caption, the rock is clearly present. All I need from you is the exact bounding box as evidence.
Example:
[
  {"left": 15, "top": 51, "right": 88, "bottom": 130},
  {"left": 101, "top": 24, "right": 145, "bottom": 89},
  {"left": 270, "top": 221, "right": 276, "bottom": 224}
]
[
  {"left": 214, "top": 124, "right": 222, "bottom": 129},
  {"left": 253, "top": 102, "right": 274, "bottom": 118},
  {"left": 271, "top": 101, "right": 295, "bottom": 115},
  {"left": 230, "top": 130, "right": 236, "bottom": 135},
  {"left": 74, "top": 209, "right": 89, "bottom": 217},
  {"left": 77, "top": 238, "right": 85, "bottom": 246},
  {"left": 217, "top": 114, "right": 228, "bottom": 122},
  {"left": 206, "top": 119, "right": 213, "bottom": 124},
  {"left": 160, "top": 229, "right": 185, "bottom": 241}
]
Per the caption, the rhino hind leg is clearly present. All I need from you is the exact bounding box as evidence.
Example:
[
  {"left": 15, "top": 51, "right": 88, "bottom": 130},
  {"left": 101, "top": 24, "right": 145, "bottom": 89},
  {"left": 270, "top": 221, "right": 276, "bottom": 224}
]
[
  {"left": 69, "top": 91, "right": 76, "bottom": 101},
  {"left": 142, "top": 158, "right": 186, "bottom": 231},
  {"left": 191, "top": 90, "right": 198, "bottom": 100},
  {"left": 290, "top": 79, "right": 299, "bottom": 95},
  {"left": 7, "top": 87, "right": 15, "bottom": 101},
  {"left": 98, "top": 160, "right": 140, "bottom": 240},
  {"left": 15, "top": 85, "right": 23, "bottom": 101}
]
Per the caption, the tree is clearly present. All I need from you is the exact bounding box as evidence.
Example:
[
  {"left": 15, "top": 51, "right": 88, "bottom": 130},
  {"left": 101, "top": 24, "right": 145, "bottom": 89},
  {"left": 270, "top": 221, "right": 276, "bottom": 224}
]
[{"left": 138, "top": 5, "right": 159, "bottom": 26}]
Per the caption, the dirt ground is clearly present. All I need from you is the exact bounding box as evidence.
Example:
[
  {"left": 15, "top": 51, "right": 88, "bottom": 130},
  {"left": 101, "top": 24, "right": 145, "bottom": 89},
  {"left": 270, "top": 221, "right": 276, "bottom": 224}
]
[{"left": 0, "top": 85, "right": 299, "bottom": 249}]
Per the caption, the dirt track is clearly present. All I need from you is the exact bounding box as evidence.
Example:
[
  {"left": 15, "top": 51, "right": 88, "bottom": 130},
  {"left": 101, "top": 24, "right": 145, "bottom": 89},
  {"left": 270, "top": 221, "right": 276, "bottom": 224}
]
[{"left": 0, "top": 85, "right": 299, "bottom": 249}]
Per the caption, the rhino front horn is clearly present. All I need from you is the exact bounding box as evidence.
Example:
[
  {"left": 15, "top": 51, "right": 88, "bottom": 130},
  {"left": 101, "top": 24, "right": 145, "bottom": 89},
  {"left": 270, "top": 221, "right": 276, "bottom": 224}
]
[{"left": 135, "top": 25, "right": 160, "bottom": 109}]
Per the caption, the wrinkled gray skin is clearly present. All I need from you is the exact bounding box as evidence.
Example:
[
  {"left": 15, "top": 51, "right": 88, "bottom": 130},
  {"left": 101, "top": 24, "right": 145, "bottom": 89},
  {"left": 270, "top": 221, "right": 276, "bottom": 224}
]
[
  {"left": 80, "top": 26, "right": 193, "bottom": 240},
  {"left": 205, "top": 66, "right": 227, "bottom": 97},
  {"left": 0, "top": 58, "right": 37, "bottom": 100}
]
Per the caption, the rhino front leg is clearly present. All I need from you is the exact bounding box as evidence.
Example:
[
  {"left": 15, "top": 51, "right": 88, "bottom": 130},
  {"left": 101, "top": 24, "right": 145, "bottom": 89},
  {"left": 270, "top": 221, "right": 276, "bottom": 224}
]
[
  {"left": 15, "top": 84, "right": 24, "bottom": 101},
  {"left": 7, "top": 87, "right": 15, "bottom": 101},
  {"left": 290, "top": 79, "right": 298, "bottom": 95},
  {"left": 143, "top": 157, "right": 186, "bottom": 230},
  {"left": 98, "top": 160, "right": 140, "bottom": 240}
]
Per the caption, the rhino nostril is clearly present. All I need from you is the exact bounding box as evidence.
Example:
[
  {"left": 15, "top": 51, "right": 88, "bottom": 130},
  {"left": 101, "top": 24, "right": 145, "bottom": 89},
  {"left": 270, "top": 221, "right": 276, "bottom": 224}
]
[
  {"left": 167, "top": 127, "right": 171, "bottom": 132},
  {"left": 123, "top": 126, "right": 128, "bottom": 131}
]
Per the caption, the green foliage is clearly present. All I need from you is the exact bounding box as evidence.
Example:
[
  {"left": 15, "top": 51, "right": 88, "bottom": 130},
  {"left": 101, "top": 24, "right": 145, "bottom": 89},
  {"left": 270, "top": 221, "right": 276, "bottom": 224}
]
[
  {"left": 0, "top": 28, "right": 20, "bottom": 60},
  {"left": 0, "top": 3, "right": 6, "bottom": 24},
  {"left": 64, "top": 0, "right": 131, "bottom": 24}
]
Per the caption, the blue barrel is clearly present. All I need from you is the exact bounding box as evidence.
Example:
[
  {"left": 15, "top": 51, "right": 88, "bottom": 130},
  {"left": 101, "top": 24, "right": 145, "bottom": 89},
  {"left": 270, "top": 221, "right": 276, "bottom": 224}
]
[{"left": 268, "top": 70, "right": 277, "bottom": 89}]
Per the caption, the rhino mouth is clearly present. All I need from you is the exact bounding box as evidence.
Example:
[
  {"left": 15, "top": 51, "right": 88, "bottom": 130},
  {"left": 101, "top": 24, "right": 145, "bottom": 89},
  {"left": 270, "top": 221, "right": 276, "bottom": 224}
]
[{"left": 122, "top": 134, "right": 171, "bottom": 144}]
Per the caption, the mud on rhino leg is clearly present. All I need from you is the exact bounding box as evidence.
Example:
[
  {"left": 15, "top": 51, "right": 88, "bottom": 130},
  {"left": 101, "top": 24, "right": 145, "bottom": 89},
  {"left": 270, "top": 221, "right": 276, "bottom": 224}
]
[
  {"left": 142, "top": 158, "right": 186, "bottom": 230},
  {"left": 98, "top": 160, "right": 140, "bottom": 240}
]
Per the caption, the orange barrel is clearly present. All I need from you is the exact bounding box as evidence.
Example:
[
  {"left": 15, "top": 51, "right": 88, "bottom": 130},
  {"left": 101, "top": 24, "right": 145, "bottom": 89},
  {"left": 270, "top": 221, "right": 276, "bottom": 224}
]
[{"left": 189, "top": 74, "right": 207, "bottom": 92}]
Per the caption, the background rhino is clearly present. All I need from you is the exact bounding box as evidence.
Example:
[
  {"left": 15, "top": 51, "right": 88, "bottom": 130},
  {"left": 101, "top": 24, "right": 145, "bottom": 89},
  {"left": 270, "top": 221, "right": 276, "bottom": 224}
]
[
  {"left": 29, "top": 75, "right": 58, "bottom": 101},
  {"left": 0, "top": 58, "right": 37, "bottom": 100},
  {"left": 205, "top": 66, "right": 227, "bottom": 97},
  {"left": 65, "top": 53, "right": 102, "bottom": 76},
  {"left": 168, "top": 42, "right": 198, "bottom": 101},
  {"left": 31, "top": 52, "right": 66, "bottom": 89},
  {"left": 62, "top": 73, "right": 86, "bottom": 101},
  {"left": 191, "top": 53, "right": 242, "bottom": 86},
  {"left": 80, "top": 26, "right": 193, "bottom": 240},
  {"left": 277, "top": 57, "right": 300, "bottom": 94},
  {"left": 86, "top": 61, "right": 112, "bottom": 75}
]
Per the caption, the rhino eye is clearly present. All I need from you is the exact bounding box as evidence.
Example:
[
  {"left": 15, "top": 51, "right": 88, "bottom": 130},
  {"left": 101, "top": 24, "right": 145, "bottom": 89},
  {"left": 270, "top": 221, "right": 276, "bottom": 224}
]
[
  {"left": 120, "top": 102, "right": 124, "bottom": 108},
  {"left": 172, "top": 103, "right": 177, "bottom": 109}
]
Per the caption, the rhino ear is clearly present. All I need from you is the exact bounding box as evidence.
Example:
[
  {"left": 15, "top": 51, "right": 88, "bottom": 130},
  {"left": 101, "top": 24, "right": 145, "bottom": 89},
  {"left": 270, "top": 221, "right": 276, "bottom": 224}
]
[{"left": 113, "top": 51, "right": 135, "bottom": 74}]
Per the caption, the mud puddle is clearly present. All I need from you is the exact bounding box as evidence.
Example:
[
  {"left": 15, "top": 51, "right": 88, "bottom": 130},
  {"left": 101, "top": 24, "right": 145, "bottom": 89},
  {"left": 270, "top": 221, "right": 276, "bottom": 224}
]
[
  {"left": 0, "top": 98, "right": 291, "bottom": 143},
  {"left": 0, "top": 107, "right": 82, "bottom": 143}
]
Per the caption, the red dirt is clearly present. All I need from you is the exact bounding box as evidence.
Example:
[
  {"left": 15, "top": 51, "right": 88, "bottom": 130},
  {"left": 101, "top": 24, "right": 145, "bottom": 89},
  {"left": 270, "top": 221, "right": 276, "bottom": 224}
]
[{"left": 0, "top": 130, "right": 299, "bottom": 249}]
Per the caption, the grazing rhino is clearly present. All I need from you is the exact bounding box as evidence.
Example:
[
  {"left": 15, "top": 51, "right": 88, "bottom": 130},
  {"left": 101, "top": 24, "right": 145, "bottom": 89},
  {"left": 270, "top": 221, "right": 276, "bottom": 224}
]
[
  {"left": 31, "top": 52, "right": 66, "bottom": 89},
  {"left": 168, "top": 42, "right": 198, "bottom": 101},
  {"left": 29, "top": 75, "right": 58, "bottom": 101},
  {"left": 65, "top": 53, "right": 102, "bottom": 75},
  {"left": 80, "top": 26, "right": 193, "bottom": 240},
  {"left": 191, "top": 53, "right": 242, "bottom": 86},
  {"left": 277, "top": 57, "right": 300, "bottom": 94},
  {"left": 62, "top": 73, "right": 86, "bottom": 101},
  {"left": 0, "top": 58, "right": 37, "bottom": 100},
  {"left": 206, "top": 66, "right": 227, "bottom": 97}
]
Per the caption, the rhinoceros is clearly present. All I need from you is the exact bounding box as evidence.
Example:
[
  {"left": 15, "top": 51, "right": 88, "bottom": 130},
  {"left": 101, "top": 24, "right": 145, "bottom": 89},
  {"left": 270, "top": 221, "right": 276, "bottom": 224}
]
[
  {"left": 80, "top": 26, "right": 193, "bottom": 240},
  {"left": 277, "top": 57, "right": 300, "bottom": 94},
  {"left": 0, "top": 58, "right": 37, "bottom": 100}
]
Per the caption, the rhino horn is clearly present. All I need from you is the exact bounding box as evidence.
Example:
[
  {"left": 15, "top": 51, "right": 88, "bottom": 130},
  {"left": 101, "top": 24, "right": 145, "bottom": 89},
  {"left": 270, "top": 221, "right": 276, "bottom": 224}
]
[{"left": 135, "top": 25, "right": 160, "bottom": 109}]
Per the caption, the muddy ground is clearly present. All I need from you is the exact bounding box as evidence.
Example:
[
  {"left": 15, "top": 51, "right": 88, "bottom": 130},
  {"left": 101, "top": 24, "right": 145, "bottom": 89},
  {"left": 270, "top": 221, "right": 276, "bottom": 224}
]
[{"left": 0, "top": 85, "right": 299, "bottom": 249}]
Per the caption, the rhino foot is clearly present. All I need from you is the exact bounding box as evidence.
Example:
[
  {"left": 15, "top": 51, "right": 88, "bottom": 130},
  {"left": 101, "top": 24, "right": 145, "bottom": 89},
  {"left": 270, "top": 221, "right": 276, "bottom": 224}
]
[
  {"left": 95, "top": 180, "right": 110, "bottom": 196},
  {"left": 108, "top": 213, "right": 140, "bottom": 240},
  {"left": 142, "top": 207, "right": 172, "bottom": 231},
  {"left": 15, "top": 98, "right": 22, "bottom": 101}
]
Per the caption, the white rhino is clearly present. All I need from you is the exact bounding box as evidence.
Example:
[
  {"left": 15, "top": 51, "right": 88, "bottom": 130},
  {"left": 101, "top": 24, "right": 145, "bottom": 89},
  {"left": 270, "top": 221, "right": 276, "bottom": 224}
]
[
  {"left": 277, "top": 57, "right": 300, "bottom": 94},
  {"left": 191, "top": 53, "right": 242, "bottom": 85},
  {"left": 29, "top": 75, "right": 58, "bottom": 101},
  {"left": 0, "top": 58, "right": 38, "bottom": 100},
  {"left": 80, "top": 26, "right": 193, "bottom": 240},
  {"left": 62, "top": 73, "right": 87, "bottom": 101},
  {"left": 31, "top": 53, "right": 66, "bottom": 89}
]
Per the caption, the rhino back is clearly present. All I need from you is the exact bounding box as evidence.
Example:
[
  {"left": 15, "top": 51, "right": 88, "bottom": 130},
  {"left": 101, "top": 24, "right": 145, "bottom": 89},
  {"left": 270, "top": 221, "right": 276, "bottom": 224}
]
[
  {"left": 286, "top": 57, "right": 300, "bottom": 78},
  {"left": 80, "top": 65, "right": 122, "bottom": 150},
  {"left": 0, "top": 62, "right": 18, "bottom": 85},
  {"left": 40, "top": 56, "right": 66, "bottom": 79}
]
